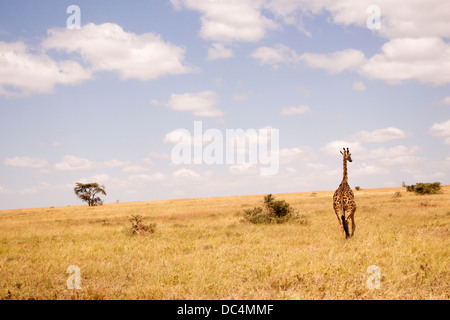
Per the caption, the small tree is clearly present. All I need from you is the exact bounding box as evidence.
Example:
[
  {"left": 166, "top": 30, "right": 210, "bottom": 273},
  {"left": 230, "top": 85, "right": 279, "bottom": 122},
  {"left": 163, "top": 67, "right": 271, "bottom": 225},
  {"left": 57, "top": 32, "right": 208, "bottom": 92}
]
[{"left": 74, "top": 182, "right": 106, "bottom": 206}]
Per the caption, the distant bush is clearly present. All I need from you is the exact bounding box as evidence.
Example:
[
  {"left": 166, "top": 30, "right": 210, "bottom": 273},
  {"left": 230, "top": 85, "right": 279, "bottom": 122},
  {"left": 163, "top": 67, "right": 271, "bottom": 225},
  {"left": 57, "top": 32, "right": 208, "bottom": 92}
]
[
  {"left": 405, "top": 182, "right": 442, "bottom": 195},
  {"left": 243, "top": 194, "right": 298, "bottom": 224},
  {"left": 355, "top": 186, "right": 361, "bottom": 191},
  {"left": 127, "top": 215, "right": 156, "bottom": 236}
]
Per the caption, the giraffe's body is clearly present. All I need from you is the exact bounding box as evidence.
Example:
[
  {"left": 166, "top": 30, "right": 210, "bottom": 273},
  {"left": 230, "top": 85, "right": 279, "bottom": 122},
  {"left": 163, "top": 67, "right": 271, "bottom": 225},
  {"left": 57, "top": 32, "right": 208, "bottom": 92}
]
[{"left": 333, "top": 148, "right": 356, "bottom": 238}]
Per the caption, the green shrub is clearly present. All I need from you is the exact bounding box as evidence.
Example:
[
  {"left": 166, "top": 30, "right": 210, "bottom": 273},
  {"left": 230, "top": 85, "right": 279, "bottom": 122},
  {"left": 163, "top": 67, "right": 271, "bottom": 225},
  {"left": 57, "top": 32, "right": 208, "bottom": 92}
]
[
  {"left": 243, "top": 194, "right": 298, "bottom": 224},
  {"left": 405, "top": 182, "right": 442, "bottom": 195},
  {"left": 355, "top": 186, "right": 361, "bottom": 191}
]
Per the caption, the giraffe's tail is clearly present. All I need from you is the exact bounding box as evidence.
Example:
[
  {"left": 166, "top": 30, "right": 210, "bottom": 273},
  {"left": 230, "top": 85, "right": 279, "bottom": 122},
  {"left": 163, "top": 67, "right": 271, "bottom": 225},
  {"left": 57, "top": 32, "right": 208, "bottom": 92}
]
[{"left": 341, "top": 197, "right": 350, "bottom": 238}]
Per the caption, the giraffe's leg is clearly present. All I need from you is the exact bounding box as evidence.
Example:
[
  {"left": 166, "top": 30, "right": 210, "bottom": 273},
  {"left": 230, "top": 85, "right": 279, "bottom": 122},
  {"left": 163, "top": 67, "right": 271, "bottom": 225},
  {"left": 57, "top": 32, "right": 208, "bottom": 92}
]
[
  {"left": 346, "top": 208, "right": 356, "bottom": 237},
  {"left": 341, "top": 213, "right": 350, "bottom": 239},
  {"left": 351, "top": 216, "right": 355, "bottom": 237},
  {"left": 345, "top": 215, "right": 352, "bottom": 238},
  {"left": 334, "top": 209, "right": 345, "bottom": 238},
  {"left": 350, "top": 208, "right": 356, "bottom": 237},
  {"left": 333, "top": 205, "right": 344, "bottom": 235},
  {"left": 337, "top": 214, "right": 346, "bottom": 238}
]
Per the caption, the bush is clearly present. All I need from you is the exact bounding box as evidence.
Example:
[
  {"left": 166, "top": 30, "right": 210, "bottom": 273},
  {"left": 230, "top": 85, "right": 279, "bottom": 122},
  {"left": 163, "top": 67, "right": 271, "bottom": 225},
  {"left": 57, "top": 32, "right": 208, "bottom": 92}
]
[
  {"left": 355, "top": 186, "right": 361, "bottom": 191},
  {"left": 243, "top": 194, "right": 298, "bottom": 224},
  {"left": 127, "top": 215, "right": 156, "bottom": 236},
  {"left": 405, "top": 182, "right": 442, "bottom": 195}
]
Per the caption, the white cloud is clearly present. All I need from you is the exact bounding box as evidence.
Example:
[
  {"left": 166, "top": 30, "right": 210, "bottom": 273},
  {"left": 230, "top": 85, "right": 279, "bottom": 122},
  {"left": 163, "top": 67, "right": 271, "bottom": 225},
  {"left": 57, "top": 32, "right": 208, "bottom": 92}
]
[
  {"left": 104, "top": 159, "right": 130, "bottom": 168},
  {"left": 353, "top": 163, "right": 389, "bottom": 176},
  {"left": 42, "top": 23, "right": 194, "bottom": 81},
  {"left": 323, "top": 128, "right": 420, "bottom": 169},
  {"left": 340, "top": 0, "right": 450, "bottom": 39},
  {"left": 123, "top": 165, "right": 149, "bottom": 174},
  {"left": 429, "top": 119, "right": 450, "bottom": 144},
  {"left": 0, "top": 41, "right": 91, "bottom": 96},
  {"left": 251, "top": 45, "right": 368, "bottom": 76},
  {"left": 320, "top": 140, "right": 364, "bottom": 157},
  {"left": 90, "top": 174, "right": 111, "bottom": 184},
  {"left": 164, "top": 91, "right": 223, "bottom": 117},
  {"left": 54, "top": 156, "right": 130, "bottom": 171},
  {"left": 351, "top": 127, "right": 408, "bottom": 143},
  {"left": 301, "top": 49, "right": 367, "bottom": 74},
  {"left": 74, "top": 172, "right": 168, "bottom": 192},
  {"left": 280, "top": 105, "right": 311, "bottom": 116},
  {"left": 264, "top": 0, "right": 450, "bottom": 39},
  {"left": 441, "top": 97, "right": 450, "bottom": 105},
  {"left": 20, "top": 182, "right": 51, "bottom": 195},
  {"left": 296, "top": 85, "right": 312, "bottom": 97},
  {"left": 285, "top": 167, "right": 297, "bottom": 174},
  {"left": 229, "top": 163, "right": 258, "bottom": 175},
  {"left": 142, "top": 158, "right": 155, "bottom": 166},
  {"left": 279, "top": 147, "right": 317, "bottom": 165},
  {"left": 172, "top": 168, "right": 201, "bottom": 180},
  {"left": 320, "top": 139, "right": 422, "bottom": 182},
  {"left": 171, "top": 0, "right": 279, "bottom": 43},
  {"left": 3, "top": 156, "right": 49, "bottom": 168},
  {"left": 232, "top": 91, "right": 253, "bottom": 101},
  {"left": 306, "top": 163, "right": 330, "bottom": 172},
  {"left": 264, "top": 0, "right": 314, "bottom": 37},
  {"left": 1, "top": 22, "right": 195, "bottom": 97},
  {"left": 147, "top": 152, "right": 171, "bottom": 160},
  {"left": 266, "top": 38, "right": 450, "bottom": 86},
  {"left": 207, "top": 43, "right": 234, "bottom": 61},
  {"left": 251, "top": 44, "right": 301, "bottom": 68},
  {"left": 360, "top": 37, "right": 450, "bottom": 85},
  {"left": 54, "top": 155, "right": 95, "bottom": 171},
  {"left": 127, "top": 173, "right": 167, "bottom": 183},
  {"left": 352, "top": 81, "right": 366, "bottom": 91},
  {"left": 171, "top": 0, "right": 450, "bottom": 86},
  {"left": 296, "top": 39, "right": 450, "bottom": 85},
  {"left": 364, "top": 145, "right": 421, "bottom": 167},
  {"left": 164, "top": 129, "right": 194, "bottom": 145},
  {"left": 174, "top": 0, "right": 450, "bottom": 43}
]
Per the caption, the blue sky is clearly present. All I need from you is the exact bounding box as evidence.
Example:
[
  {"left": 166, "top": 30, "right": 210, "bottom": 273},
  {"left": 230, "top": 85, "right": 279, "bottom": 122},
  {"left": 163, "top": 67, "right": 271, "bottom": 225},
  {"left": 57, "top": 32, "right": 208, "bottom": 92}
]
[{"left": 1, "top": 0, "right": 449, "bottom": 210}]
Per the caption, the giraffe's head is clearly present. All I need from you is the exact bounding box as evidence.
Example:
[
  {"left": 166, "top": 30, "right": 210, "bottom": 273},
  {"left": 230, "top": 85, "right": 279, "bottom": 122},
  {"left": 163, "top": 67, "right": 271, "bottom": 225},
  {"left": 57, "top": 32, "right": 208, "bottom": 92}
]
[{"left": 340, "top": 148, "right": 353, "bottom": 162}]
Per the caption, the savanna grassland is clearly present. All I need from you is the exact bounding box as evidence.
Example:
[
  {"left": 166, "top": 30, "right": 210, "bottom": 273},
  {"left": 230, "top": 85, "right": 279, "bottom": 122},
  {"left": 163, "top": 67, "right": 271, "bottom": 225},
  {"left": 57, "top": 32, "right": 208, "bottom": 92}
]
[{"left": 0, "top": 186, "right": 449, "bottom": 300}]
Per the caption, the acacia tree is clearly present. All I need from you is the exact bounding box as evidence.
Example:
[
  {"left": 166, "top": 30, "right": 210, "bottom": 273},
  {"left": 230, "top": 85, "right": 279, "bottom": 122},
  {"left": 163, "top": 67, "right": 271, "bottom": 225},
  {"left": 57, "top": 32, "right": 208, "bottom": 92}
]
[{"left": 74, "top": 182, "right": 106, "bottom": 206}]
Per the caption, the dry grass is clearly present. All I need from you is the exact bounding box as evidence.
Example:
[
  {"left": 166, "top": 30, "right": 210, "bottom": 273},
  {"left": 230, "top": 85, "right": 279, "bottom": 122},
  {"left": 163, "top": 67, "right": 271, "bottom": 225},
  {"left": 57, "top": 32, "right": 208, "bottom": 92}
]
[{"left": 0, "top": 186, "right": 449, "bottom": 300}]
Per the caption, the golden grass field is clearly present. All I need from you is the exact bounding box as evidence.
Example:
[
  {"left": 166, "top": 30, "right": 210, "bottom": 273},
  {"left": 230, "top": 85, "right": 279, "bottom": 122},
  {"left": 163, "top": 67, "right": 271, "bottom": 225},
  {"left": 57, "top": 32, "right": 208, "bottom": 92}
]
[{"left": 0, "top": 186, "right": 449, "bottom": 300}]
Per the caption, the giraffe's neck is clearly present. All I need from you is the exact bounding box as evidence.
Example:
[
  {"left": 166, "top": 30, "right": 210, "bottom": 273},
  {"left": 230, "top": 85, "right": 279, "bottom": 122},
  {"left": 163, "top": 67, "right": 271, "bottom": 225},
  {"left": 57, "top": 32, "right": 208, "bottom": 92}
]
[{"left": 342, "top": 158, "right": 348, "bottom": 184}]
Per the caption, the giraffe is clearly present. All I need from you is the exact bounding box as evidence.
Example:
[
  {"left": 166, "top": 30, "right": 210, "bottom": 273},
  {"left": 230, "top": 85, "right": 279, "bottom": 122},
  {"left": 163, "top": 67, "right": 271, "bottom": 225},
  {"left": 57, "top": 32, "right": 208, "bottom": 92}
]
[{"left": 333, "top": 148, "right": 357, "bottom": 239}]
